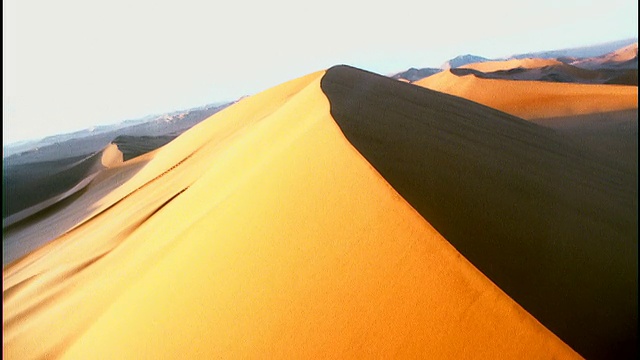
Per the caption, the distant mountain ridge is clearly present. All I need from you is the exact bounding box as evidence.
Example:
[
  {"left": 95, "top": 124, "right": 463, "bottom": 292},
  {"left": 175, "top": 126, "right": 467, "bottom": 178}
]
[
  {"left": 391, "top": 67, "right": 441, "bottom": 82},
  {"left": 511, "top": 38, "right": 638, "bottom": 60},
  {"left": 3, "top": 101, "right": 234, "bottom": 163},
  {"left": 441, "top": 54, "right": 491, "bottom": 70},
  {"left": 391, "top": 38, "right": 638, "bottom": 83}
]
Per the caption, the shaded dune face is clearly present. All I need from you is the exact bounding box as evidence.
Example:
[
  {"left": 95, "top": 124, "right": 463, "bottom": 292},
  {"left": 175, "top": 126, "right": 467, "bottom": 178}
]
[
  {"left": 3, "top": 150, "right": 103, "bottom": 220},
  {"left": 3, "top": 72, "right": 580, "bottom": 359},
  {"left": 321, "top": 65, "right": 637, "bottom": 360},
  {"left": 455, "top": 55, "right": 638, "bottom": 85},
  {"left": 531, "top": 109, "right": 638, "bottom": 173},
  {"left": 451, "top": 65, "right": 638, "bottom": 85}
]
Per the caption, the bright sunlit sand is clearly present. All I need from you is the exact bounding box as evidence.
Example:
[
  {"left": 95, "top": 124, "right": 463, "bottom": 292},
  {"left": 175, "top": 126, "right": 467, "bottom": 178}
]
[{"left": 416, "top": 70, "right": 638, "bottom": 119}]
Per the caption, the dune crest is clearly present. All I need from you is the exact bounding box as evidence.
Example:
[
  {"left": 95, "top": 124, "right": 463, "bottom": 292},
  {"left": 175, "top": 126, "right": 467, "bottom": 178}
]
[{"left": 3, "top": 71, "right": 578, "bottom": 359}]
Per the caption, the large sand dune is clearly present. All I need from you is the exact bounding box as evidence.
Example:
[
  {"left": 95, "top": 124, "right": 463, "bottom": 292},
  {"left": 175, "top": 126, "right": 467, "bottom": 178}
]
[
  {"left": 415, "top": 70, "right": 638, "bottom": 119},
  {"left": 3, "top": 72, "right": 580, "bottom": 359},
  {"left": 322, "top": 66, "right": 637, "bottom": 360}
]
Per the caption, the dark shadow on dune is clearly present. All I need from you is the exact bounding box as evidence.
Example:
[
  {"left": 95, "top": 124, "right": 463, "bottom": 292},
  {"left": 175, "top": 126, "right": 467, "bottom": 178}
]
[
  {"left": 451, "top": 66, "right": 638, "bottom": 85},
  {"left": 532, "top": 109, "right": 638, "bottom": 175},
  {"left": 2, "top": 152, "right": 99, "bottom": 219},
  {"left": 321, "top": 65, "right": 637, "bottom": 360},
  {"left": 112, "top": 135, "right": 178, "bottom": 161},
  {"left": 3, "top": 186, "right": 89, "bottom": 235}
]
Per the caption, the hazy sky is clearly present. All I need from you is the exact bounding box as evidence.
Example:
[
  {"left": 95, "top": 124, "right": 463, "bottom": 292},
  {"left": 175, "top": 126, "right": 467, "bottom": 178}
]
[{"left": 3, "top": 0, "right": 638, "bottom": 144}]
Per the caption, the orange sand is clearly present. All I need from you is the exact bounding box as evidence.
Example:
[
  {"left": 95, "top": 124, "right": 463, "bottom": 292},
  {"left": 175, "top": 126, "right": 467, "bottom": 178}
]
[
  {"left": 460, "top": 58, "right": 562, "bottom": 72},
  {"left": 415, "top": 70, "right": 638, "bottom": 119},
  {"left": 3, "top": 71, "right": 580, "bottom": 359}
]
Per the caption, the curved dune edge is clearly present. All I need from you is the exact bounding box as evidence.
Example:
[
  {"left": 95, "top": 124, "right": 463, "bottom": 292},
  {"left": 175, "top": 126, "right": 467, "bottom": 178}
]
[
  {"left": 3, "top": 71, "right": 579, "bottom": 359},
  {"left": 415, "top": 70, "right": 638, "bottom": 119}
]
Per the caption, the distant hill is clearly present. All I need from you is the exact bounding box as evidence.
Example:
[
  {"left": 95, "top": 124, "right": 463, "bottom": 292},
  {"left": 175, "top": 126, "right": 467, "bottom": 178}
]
[
  {"left": 391, "top": 38, "right": 638, "bottom": 83},
  {"left": 3, "top": 101, "right": 233, "bottom": 164},
  {"left": 441, "top": 54, "right": 490, "bottom": 69},
  {"left": 390, "top": 67, "right": 441, "bottom": 82},
  {"left": 570, "top": 42, "right": 638, "bottom": 70},
  {"left": 511, "top": 38, "right": 637, "bottom": 60},
  {"left": 2, "top": 100, "right": 234, "bottom": 219}
]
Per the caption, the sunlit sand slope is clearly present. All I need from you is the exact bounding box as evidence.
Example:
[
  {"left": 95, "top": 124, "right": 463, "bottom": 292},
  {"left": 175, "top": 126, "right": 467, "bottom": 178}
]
[
  {"left": 322, "top": 65, "right": 637, "bottom": 360},
  {"left": 3, "top": 72, "right": 579, "bottom": 359},
  {"left": 415, "top": 70, "right": 638, "bottom": 119}
]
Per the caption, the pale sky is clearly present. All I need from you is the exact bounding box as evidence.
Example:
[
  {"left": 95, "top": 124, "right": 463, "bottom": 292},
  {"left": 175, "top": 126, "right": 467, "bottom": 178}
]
[{"left": 3, "top": 0, "right": 638, "bottom": 144}]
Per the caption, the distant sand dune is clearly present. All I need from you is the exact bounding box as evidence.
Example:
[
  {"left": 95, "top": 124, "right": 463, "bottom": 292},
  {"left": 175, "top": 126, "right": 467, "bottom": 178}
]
[
  {"left": 460, "top": 58, "right": 562, "bottom": 72},
  {"left": 3, "top": 71, "right": 578, "bottom": 359},
  {"left": 415, "top": 70, "right": 638, "bottom": 119}
]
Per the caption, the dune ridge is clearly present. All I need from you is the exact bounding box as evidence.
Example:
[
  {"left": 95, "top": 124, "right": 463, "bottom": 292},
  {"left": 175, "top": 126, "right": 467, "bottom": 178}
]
[{"left": 3, "top": 71, "right": 579, "bottom": 359}]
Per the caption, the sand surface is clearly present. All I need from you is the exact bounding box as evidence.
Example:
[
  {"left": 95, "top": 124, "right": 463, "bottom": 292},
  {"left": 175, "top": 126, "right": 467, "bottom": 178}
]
[
  {"left": 416, "top": 70, "right": 638, "bottom": 119},
  {"left": 322, "top": 65, "right": 637, "bottom": 360},
  {"left": 532, "top": 109, "right": 638, "bottom": 172},
  {"left": 460, "top": 58, "right": 562, "bottom": 72},
  {"left": 3, "top": 71, "right": 579, "bottom": 359}
]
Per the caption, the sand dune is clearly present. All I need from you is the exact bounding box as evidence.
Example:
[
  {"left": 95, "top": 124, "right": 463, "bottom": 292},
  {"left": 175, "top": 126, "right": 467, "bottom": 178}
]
[
  {"left": 415, "top": 70, "right": 638, "bottom": 119},
  {"left": 322, "top": 65, "right": 637, "bottom": 360},
  {"left": 460, "top": 58, "right": 562, "bottom": 72},
  {"left": 3, "top": 71, "right": 579, "bottom": 359}
]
